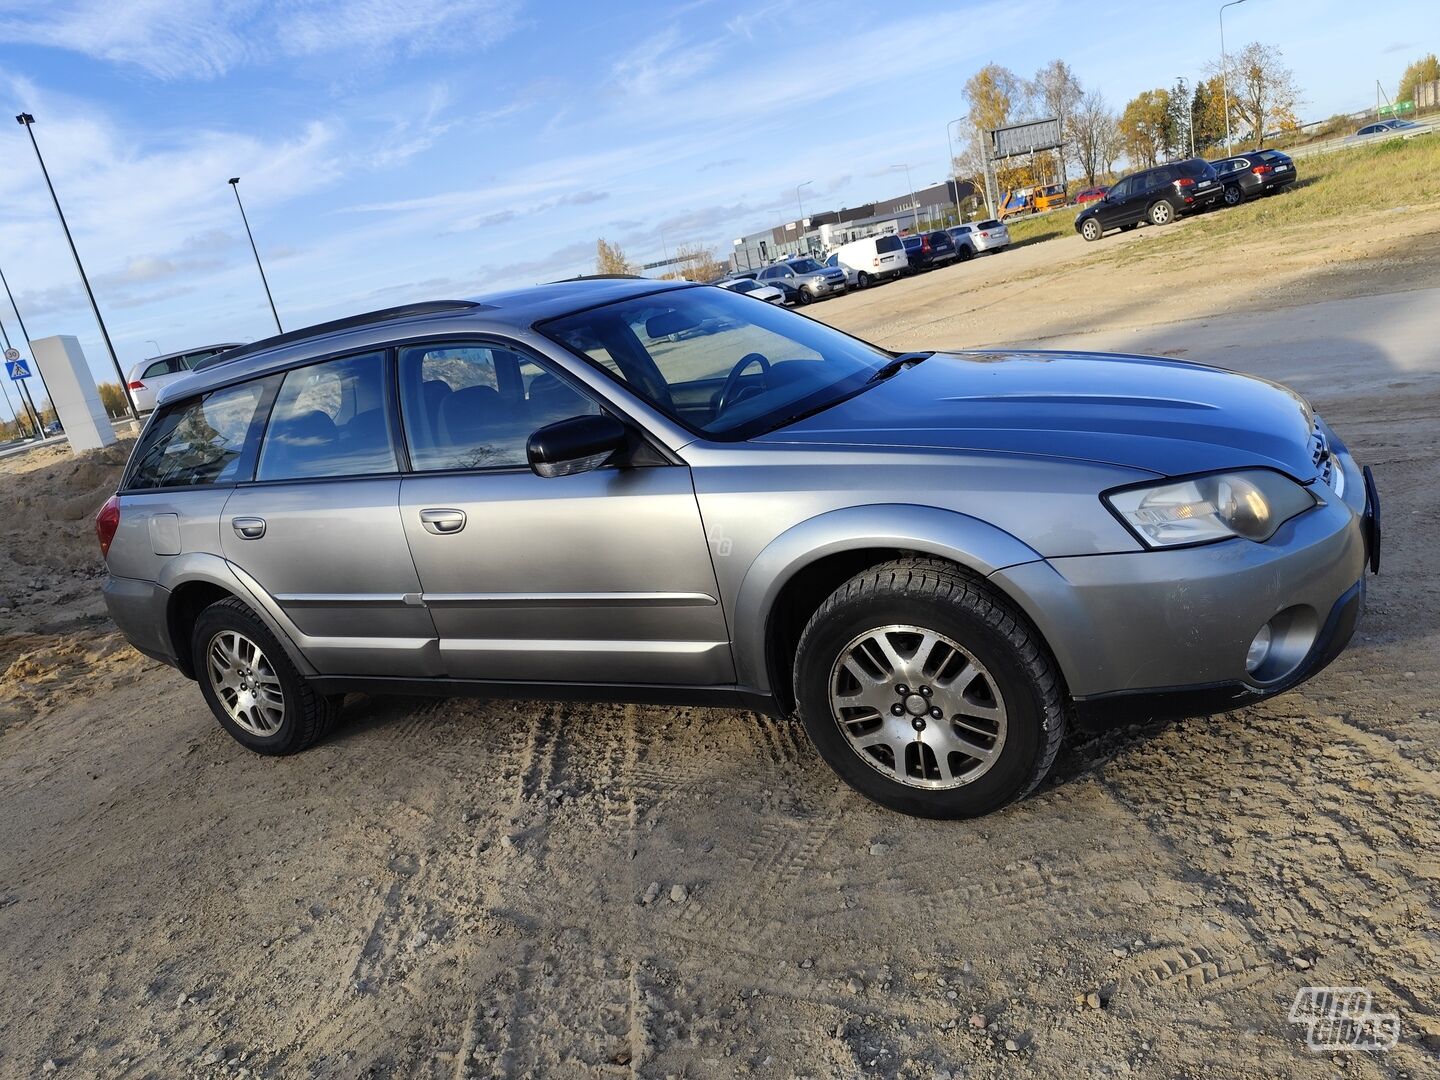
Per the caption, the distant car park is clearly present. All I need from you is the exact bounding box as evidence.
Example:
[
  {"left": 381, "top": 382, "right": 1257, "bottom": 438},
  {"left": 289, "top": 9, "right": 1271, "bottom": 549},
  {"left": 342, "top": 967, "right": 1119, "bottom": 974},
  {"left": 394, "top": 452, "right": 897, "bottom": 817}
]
[{"left": 901, "top": 230, "right": 959, "bottom": 271}]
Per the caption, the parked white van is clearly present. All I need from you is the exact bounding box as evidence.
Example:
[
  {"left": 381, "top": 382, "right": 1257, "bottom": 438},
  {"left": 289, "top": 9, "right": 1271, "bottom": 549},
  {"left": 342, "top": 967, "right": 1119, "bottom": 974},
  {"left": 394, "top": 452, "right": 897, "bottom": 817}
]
[{"left": 828, "top": 235, "right": 909, "bottom": 287}]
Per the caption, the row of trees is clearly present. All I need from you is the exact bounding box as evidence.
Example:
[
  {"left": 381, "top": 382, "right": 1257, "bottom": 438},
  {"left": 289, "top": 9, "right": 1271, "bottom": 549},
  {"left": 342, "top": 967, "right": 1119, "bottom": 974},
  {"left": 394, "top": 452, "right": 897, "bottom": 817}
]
[
  {"left": 595, "top": 238, "right": 724, "bottom": 281},
  {"left": 956, "top": 42, "right": 1303, "bottom": 191},
  {"left": 1, "top": 382, "right": 129, "bottom": 440},
  {"left": 1398, "top": 54, "right": 1439, "bottom": 105}
]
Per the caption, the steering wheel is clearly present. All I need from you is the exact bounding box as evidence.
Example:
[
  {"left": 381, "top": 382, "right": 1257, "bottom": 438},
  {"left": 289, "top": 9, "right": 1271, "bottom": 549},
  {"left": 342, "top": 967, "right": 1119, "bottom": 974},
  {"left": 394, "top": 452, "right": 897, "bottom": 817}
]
[{"left": 716, "top": 352, "right": 771, "bottom": 414}]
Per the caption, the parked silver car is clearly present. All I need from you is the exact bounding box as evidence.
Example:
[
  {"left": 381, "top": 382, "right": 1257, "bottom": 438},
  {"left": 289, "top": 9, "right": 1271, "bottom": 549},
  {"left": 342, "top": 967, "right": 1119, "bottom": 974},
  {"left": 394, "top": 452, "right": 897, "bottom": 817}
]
[
  {"left": 98, "top": 280, "right": 1379, "bottom": 818},
  {"left": 755, "top": 257, "right": 847, "bottom": 303},
  {"left": 125, "top": 343, "right": 243, "bottom": 412}
]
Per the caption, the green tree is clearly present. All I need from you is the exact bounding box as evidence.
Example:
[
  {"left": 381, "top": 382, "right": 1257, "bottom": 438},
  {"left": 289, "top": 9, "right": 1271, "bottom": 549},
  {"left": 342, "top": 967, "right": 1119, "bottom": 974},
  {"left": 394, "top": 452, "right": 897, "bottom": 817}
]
[
  {"left": 1214, "top": 42, "right": 1301, "bottom": 147},
  {"left": 1398, "top": 53, "right": 1439, "bottom": 105},
  {"left": 594, "top": 238, "right": 633, "bottom": 275},
  {"left": 1190, "top": 76, "right": 1227, "bottom": 152}
]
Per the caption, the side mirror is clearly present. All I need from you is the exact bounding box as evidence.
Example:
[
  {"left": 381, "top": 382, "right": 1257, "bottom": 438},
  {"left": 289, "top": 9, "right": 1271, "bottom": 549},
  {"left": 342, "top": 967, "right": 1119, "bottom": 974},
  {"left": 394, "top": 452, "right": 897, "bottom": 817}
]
[{"left": 527, "top": 414, "right": 628, "bottom": 478}]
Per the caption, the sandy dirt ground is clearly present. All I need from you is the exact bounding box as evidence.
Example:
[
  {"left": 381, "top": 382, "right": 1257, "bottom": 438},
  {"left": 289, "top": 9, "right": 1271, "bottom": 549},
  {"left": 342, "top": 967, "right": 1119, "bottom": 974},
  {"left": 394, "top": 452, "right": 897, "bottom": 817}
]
[{"left": 2, "top": 202, "right": 1438, "bottom": 1079}]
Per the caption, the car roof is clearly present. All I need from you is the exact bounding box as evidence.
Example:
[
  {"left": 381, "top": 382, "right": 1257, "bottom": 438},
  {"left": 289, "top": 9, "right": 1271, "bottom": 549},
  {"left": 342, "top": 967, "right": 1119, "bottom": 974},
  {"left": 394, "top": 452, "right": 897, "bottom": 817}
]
[{"left": 159, "top": 278, "right": 691, "bottom": 407}]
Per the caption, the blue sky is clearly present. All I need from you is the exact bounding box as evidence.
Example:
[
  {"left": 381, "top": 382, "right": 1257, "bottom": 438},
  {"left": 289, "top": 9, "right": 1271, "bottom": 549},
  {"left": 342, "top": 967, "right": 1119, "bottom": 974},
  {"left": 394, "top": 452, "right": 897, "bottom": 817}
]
[{"left": 0, "top": 0, "right": 1435, "bottom": 402}]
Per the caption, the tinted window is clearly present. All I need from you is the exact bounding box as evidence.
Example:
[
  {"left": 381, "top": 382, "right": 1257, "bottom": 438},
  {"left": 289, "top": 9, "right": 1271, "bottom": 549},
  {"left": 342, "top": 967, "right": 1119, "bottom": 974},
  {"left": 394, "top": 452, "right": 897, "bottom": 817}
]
[
  {"left": 127, "top": 380, "right": 269, "bottom": 490},
  {"left": 142, "top": 359, "right": 177, "bottom": 379},
  {"left": 1107, "top": 179, "right": 1132, "bottom": 199},
  {"left": 787, "top": 259, "right": 823, "bottom": 273},
  {"left": 1151, "top": 166, "right": 1178, "bottom": 185},
  {"left": 875, "top": 235, "right": 903, "bottom": 253},
  {"left": 399, "top": 343, "right": 598, "bottom": 471},
  {"left": 256, "top": 352, "right": 396, "bottom": 481},
  {"left": 976, "top": 219, "right": 1002, "bottom": 229}
]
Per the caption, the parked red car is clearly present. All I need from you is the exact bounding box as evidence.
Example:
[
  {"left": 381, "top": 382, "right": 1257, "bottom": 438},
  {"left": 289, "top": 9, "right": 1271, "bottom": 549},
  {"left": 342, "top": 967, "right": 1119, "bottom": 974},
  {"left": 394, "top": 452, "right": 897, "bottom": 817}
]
[{"left": 1074, "top": 186, "right": 1109, "bottom": 206}]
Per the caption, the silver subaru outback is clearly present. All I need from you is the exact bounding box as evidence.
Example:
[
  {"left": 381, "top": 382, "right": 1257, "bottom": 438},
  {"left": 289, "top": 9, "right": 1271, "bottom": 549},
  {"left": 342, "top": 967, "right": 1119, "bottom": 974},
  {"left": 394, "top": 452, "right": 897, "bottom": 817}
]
[{"left": 98, "top": 279, "right": 1379, "bottom": 818}]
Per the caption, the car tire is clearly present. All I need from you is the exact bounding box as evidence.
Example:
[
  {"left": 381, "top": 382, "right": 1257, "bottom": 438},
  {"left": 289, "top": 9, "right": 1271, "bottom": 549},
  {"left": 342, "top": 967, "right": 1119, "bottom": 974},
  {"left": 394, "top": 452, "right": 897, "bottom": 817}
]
[
  {"left": 1223, "top": 184, "right": 1245, "bottom": 207},
  {"left": 192, "top": 597, "right": 339, "bottom": 755},
  {"left": 1080, "top": 218, "right": 1102, "bottom": 242},
  {"left": 857, "top": 271, "right": 871, "bottom": 288},
  {"left": 795, "top": 288, "right": 812, "bottom": 305},
  {"left": 957, "top": 245, "right": 974, "bottom": 261},
  {"left": 792, "top": 558, "right": 1066, "bottom": 819},
  {"left": 1148, "top": 201, "right": 1175, "bottom": 226}
]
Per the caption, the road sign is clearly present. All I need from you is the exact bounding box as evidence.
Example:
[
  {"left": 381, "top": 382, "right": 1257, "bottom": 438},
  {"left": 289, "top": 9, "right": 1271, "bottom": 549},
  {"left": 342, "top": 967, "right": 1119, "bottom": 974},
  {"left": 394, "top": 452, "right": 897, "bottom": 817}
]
[
  {"left": 6, "top": 359, "right": 30, "bottom": 380},
  {"left": 3, "top": 347, "right": 17, "bottom": 361}
]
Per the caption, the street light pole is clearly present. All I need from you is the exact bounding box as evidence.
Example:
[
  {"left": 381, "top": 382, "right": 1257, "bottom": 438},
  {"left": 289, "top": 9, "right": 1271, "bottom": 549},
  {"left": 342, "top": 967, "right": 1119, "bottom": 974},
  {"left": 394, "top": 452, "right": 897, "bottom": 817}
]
[
  {"left": 1219, "top": 0, "right": 1247, "bottom": 154},
  {"left": 228, "top": 178, "right": 283, "bottom": 334},
  {"left": 795, "top": 180, "right": 813, "bottom": 255},
  {"left": 892, "top": 164, "right": 920, "bottom": 233},
  {"left": 946, "top": 115, "right": 969, "bottom": 224},
  {"left": 14, "top": 113, "right": 137, "bottom": 422}
]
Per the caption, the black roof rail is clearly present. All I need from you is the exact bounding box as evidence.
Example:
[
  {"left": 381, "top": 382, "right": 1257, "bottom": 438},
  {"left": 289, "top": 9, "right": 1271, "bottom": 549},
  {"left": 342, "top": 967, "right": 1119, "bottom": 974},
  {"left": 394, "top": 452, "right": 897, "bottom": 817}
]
[
  {"left": 544, "top": 273, "right": 648, "bottom": 282},
  {"left": 191, "top": 300, "right": 488, "bottom": 371}
]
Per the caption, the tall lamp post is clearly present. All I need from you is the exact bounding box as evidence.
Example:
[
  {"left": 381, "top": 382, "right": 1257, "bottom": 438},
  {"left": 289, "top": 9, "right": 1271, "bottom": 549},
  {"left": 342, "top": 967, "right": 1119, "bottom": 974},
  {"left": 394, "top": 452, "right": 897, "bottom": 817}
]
[
  {"left": 1219, "top": 0, "right": 1248, "bottom": 153},
  {"left": 891, "top": 164, "right": 921, "bottom": 234},
  {"left": 228, "top": 178, "right": 283, "bottom": 334},
  {"left": 795, "top": 180, "right": 813, "bottom": 255},
  {"left": 945, "top": 114, "right": 970, "bottom": 224},
  {"left": 15, "top": 113, "right": 137, "bottom": 422}
]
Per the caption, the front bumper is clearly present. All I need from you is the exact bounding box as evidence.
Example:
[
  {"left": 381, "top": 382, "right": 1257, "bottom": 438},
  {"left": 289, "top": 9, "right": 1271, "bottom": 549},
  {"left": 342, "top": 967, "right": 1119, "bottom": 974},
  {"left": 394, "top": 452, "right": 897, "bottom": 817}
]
[{"left": 991, "top": 460, "right": 1375, "bottom": 706}]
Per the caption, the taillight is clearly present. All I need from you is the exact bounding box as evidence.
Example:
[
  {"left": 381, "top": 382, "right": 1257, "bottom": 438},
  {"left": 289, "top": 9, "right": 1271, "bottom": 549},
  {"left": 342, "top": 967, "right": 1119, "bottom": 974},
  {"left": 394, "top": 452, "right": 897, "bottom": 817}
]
[
  {"left": 1252, "top": 164, "right": 1273, "bottom": 175},
  {"left": 872, "top": 257, "right": 880, "bottom": 267},
  {"left": 921, "top": 237, "right": 931, "bottom": 252},
  {"left": 127, "top": 380, "right": 145, "bottom": 390},
  {"left": 1175, "top": 177, "right": 1196, "bottom": 188},
  {"left": 979, "top": 231, "right": 989, "bottom": 238},
  {"left": 96, "top": 495, "right": 121, "bottom": 558}
]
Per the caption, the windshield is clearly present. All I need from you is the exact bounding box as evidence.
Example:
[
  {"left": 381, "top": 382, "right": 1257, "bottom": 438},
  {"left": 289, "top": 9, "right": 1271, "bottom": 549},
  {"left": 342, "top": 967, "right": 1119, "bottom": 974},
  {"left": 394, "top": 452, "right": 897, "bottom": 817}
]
[
  {"left": 787, "top": 258, "right": 823, "bottom": 273},
  {"left": 541, "top": 285, "right": 890, "bottom": 439}
]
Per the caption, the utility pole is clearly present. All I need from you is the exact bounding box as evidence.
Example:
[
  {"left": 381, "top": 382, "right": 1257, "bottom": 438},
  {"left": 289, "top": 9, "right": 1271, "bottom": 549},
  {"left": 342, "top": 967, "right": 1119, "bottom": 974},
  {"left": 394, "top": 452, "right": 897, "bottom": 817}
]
[
  {"left": 1219, "top": 0, "right": 1247, "bottom": 153},
  {"left": 16, "top": 113, "right": 137, "bottom": 422}
]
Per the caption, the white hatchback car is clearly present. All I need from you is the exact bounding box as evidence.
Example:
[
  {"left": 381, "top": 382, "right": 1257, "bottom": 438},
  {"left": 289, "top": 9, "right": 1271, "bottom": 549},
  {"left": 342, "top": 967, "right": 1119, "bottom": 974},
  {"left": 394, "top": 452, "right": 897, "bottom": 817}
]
[{"left": 126, "top": 344, "right": 241, "bottom": 412}]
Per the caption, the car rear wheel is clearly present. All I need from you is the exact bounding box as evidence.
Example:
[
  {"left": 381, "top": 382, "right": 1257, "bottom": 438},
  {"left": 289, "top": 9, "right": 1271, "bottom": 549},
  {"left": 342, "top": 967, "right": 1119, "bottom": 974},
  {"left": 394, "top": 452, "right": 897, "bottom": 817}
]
[
  {"left": 1223, "top": 184, "right": 1245, "bottom": 207},
  {"left": 192, "top": 597, "right": 339, "bottom": 755},
  {"left": 957, "top": 245, "right": 974, "bottom": 261},
  {"left": 793, "top": 559, "right": 1066, "bottom": 819},
  {"left": 1148, "top": 201, "right": 1175, "bottom": 226},
  {"left": 856, "top": 271, "right": 871, "bottom": 288},
  {"left": 1080, "top": 218, "right": 1102, "bottom": 242}
]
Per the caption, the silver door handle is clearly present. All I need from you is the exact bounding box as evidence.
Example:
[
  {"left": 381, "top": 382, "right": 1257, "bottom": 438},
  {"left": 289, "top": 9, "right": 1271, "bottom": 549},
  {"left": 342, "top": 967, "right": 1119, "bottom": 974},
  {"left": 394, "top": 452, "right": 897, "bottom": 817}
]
[
  {"left": 419, "top": 508, "right": 466, "bottom": 535},
  {"left": 231, "top": 516, "right": 266, "bottom": 540}
]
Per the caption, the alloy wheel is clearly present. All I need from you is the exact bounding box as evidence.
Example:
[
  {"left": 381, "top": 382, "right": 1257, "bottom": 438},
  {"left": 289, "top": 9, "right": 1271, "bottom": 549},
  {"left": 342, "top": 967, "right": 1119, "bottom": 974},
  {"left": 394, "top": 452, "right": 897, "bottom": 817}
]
[
  {"left": 207, "top": 630, "right": 286, "bottom": 737},
  {"left": 829, "top": 624, "right": 1008, "bottom": 790}
]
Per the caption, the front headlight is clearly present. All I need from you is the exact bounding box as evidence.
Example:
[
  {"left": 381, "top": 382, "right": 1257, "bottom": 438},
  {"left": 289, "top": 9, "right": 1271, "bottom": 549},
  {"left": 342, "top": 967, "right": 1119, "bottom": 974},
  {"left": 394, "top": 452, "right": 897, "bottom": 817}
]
[{"left": 1104, "top": 470, "right": 1317, "bottom": 548}]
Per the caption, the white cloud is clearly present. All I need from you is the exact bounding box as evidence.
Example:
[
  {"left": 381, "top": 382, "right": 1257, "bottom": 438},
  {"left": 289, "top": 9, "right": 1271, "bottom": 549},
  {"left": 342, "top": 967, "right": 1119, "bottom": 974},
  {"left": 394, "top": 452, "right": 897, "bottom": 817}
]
[{"left": 0, "top": 0, "right": 525, "bottom": 80}]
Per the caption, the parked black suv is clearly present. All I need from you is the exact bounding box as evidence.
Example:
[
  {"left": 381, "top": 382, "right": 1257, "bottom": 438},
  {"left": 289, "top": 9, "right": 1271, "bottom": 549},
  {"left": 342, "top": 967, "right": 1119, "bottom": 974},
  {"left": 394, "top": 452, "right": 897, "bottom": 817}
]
[
  {"left": 1074, "top": 158, "right": 1224, "bottom": 241},
  {"left": 901, "top": 230, "right": 959, "bottom": 271},
  {"left": 1210, "top": 149, "right": 1297, "bottom": 206}
]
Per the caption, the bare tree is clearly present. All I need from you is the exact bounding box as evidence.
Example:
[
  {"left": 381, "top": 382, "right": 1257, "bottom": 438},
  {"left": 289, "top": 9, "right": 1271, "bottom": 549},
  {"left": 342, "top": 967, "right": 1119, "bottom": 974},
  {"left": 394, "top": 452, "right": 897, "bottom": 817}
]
[
  {"left": 1032, "top": 59, "right": 1083, "bottom": 183},
  {"left": 1210, "top": 42, "right": 1301, "bottom": 146},
  {"left": 662, "top": 244, "right": 726, "bottom": 282},
  {"left": 595, "top": 238, "right": 633, "bottom": 275},
  {"left": 1067, "top": 90, "right": 1118, "bottom": 186}
]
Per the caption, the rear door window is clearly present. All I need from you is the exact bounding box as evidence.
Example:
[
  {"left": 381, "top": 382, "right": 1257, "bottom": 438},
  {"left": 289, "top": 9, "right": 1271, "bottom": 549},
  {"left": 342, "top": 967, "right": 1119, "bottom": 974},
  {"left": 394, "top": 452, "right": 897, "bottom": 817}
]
[
  {"left": 977, "top": 219, "right": 1002, "bottom": 229},
  {"left": 126, "top": 380, "right": 271, "bottom": 490},
  {"left": 398, "top": 343, "right": 598, "bottom": 471},
  {"left": 256, "top": 351, "right": 397, "bottom": 481}
]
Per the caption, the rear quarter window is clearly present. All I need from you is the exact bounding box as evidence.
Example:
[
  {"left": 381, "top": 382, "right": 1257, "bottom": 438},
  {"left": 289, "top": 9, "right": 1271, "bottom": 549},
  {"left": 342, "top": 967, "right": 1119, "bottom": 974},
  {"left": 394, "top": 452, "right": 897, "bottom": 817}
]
[{"left": 126, "top": 380, "right": 271, "bottom": 490}]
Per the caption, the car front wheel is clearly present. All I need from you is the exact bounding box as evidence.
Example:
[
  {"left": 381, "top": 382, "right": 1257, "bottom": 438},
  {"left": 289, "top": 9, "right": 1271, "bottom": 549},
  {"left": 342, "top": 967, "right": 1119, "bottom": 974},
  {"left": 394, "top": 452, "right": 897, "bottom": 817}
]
[
  {"left": 1080, "top": 218, "right": 1102, "bottom": 242},
  {"left": 192, "top": 597, "right": 339, "bottom": 755},
  {"left": 795, "top": 288, "right": 812, "bottom": 305},
  {"left": 793, "top": 559, "right": 1066, "bottom": 818}
]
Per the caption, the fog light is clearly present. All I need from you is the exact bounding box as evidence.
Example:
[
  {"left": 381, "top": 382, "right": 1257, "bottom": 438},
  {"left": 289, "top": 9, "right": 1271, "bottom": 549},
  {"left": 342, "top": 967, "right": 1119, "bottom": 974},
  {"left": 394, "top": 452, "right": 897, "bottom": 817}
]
[{"left": 1246, "top": 625, "right": 1273, "bottom": 674}]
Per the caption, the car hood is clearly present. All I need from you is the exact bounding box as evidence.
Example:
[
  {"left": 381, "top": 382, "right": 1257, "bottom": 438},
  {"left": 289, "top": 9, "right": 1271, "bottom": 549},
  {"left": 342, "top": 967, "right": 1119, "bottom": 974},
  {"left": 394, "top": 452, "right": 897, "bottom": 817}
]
[{"left": 756, "top": 349, "right": 1318, "bottom": 479}]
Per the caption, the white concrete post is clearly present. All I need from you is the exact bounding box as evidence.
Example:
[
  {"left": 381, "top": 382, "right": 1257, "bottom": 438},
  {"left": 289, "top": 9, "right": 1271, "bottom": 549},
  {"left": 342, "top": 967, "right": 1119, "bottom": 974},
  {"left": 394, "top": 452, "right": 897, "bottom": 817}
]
[{"left": 29, "top": 335, "right": 116, "bottom": 453}]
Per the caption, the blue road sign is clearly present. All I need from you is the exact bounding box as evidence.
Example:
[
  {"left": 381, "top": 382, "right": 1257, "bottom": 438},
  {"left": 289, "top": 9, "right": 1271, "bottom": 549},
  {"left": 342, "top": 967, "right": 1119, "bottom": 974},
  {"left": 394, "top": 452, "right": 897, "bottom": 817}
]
[{"left": 6, "top": 359, "right": 31, "bottom": 380}]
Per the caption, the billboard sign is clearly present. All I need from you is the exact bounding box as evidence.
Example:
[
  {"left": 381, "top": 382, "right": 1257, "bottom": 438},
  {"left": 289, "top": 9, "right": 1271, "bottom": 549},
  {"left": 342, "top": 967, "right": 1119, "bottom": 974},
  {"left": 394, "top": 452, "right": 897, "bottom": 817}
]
[{"left": 989, "top": 117, "right": 1062, "bottom": 160}]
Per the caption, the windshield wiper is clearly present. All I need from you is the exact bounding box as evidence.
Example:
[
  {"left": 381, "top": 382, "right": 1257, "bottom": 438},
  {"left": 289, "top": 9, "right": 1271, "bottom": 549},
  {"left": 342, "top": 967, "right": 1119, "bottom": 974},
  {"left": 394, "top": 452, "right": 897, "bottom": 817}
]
[{"left": 867, "top": 351, "right": 933, "bottom": 384}]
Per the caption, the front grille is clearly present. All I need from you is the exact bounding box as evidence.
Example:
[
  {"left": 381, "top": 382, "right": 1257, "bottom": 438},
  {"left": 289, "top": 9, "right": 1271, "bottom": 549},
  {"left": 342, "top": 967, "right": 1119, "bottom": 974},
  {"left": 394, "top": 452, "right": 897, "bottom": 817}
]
[{"left": 1311, "top": 419, "right": 1342, "bottom": 493}]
